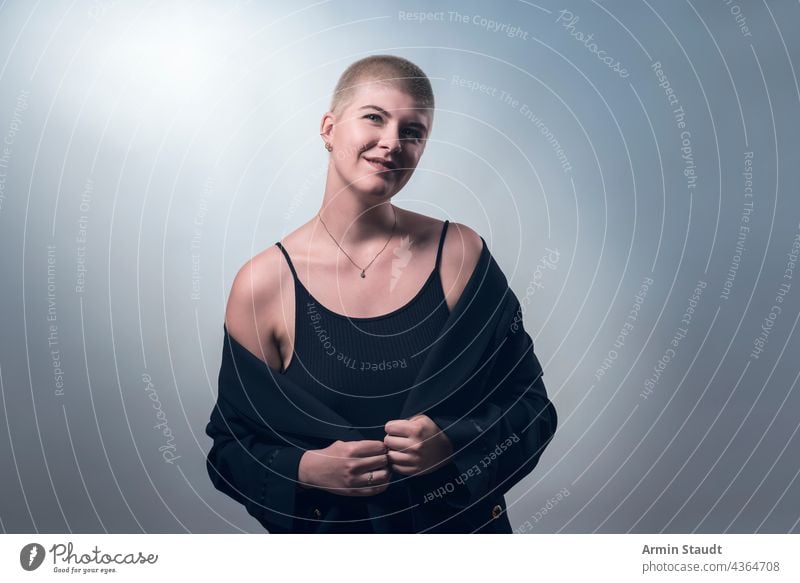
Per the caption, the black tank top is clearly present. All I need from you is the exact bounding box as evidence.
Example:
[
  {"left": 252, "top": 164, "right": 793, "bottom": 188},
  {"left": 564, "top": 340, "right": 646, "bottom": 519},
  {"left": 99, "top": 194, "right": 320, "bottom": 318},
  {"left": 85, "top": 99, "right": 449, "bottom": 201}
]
[{"left": 274, "top": 220, "right": 451, "bottom": 442}]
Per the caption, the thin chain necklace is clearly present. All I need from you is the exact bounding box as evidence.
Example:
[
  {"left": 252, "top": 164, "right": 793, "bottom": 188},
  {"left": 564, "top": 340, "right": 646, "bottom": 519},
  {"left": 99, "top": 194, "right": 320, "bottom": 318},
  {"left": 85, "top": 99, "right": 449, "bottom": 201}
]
[{"left": 316, "top": 206, "right": 397, "bottom": 278}]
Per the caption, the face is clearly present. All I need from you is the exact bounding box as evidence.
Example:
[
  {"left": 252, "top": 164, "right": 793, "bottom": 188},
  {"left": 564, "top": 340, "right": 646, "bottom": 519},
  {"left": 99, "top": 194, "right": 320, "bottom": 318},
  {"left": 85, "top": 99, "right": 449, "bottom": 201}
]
[{"left": 321, "top": 83, "right": 432, "bottom": 200}]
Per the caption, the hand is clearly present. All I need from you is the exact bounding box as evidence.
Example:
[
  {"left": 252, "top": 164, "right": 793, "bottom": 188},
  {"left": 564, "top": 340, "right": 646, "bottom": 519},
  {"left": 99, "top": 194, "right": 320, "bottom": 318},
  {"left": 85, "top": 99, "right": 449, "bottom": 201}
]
[
  {"left": 383, "top": 414, "right": 454, "bottom": 477},
  {"left": 298, "top": 439, "right": 391, "bottom": 497}
]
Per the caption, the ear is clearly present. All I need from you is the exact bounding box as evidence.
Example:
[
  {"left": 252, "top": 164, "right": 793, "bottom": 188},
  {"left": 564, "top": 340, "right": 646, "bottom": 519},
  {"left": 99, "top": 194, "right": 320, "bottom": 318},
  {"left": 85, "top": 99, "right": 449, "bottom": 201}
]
[{"left": 320, "top": 111, "right": 335, "bottom": 145}]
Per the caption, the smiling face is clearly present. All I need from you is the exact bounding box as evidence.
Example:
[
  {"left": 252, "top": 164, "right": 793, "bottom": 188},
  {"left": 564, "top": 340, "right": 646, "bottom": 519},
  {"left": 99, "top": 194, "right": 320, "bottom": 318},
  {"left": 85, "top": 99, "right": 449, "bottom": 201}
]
[{"left": 321, "top": 81, "right": 432, "bottom": 200}]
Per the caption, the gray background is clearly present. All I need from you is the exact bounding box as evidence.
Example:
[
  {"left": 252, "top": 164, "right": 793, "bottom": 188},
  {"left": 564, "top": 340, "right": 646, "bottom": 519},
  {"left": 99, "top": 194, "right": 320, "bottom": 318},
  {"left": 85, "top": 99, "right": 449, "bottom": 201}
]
[{"left": 1, "top": 0, "right": 798, "bottom": 533}]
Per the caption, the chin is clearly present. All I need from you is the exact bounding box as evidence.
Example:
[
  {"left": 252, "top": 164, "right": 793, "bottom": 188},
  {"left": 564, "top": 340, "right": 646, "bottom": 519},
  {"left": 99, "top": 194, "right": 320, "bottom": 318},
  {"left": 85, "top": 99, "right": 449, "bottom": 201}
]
[
  {"left": 364, "top": 187, "right": 395, "bottom": 199},
  {"left": 350, "top": 175, "right": 395, "bottom": 195}
]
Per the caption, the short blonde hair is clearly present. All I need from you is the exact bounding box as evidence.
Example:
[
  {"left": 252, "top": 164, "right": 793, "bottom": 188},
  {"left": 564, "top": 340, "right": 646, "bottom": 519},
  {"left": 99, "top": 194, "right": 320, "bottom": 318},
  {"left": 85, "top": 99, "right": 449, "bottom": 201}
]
[{"left": 329, "top": 54, "right": 435, "bottom": 119}]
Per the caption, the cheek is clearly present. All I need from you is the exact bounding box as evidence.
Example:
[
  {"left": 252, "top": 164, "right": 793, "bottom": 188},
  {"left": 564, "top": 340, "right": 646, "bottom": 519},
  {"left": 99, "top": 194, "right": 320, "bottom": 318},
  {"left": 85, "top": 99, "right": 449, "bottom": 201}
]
[
  {"left": 338, "top": 124, "right": 373, "bottom": 156},
  {"left": 402, "top": 154, "right": 422, "bottom": 173}
]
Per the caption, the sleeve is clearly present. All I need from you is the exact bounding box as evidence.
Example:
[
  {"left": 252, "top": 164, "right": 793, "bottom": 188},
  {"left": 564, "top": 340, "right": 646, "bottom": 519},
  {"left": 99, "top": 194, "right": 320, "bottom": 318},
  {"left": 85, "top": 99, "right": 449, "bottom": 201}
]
[
  {"left": 205, "top": 393, "right": 307, "bottom": 533},
  {"left": 426, "top": 303, "right": 557, "bottom": 510}
]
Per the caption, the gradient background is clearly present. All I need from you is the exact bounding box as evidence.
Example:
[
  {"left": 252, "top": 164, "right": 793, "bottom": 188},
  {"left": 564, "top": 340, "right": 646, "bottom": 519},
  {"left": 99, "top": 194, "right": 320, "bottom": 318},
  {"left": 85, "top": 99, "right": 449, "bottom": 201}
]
[{"left": 1, "top": 0, "right": 799, "bottom": 534}]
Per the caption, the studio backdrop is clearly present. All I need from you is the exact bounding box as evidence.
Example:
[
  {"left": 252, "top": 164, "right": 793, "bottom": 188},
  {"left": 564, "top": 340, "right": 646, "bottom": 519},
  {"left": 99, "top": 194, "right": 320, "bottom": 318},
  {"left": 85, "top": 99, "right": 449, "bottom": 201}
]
[{"left": 1, "top": 0, "right": 798, "bottom": 533}]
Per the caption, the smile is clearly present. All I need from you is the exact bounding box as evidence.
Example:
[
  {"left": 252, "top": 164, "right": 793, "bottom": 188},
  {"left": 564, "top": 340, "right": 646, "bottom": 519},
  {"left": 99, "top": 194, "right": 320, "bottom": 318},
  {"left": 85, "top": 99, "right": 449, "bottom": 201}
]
[{"left": 364, "top": 157, "right": 399, "bottom": 174}]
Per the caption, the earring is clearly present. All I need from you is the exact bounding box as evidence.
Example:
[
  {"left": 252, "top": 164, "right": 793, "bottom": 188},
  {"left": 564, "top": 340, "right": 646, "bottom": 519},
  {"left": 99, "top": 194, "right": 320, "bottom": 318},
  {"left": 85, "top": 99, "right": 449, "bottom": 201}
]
[{"left": 320, "top": 132, "right": 332, "bottom": 152}]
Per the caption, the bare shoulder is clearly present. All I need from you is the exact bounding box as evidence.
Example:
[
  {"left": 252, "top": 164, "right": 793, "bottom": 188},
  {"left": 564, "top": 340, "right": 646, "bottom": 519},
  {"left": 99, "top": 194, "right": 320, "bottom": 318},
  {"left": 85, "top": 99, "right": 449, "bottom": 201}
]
[
  {"left": 440, "top": 221, "right": 484, "bottom": 312},
  {"left": 224, "top": 245, "right": 288, "bottom": 370}
]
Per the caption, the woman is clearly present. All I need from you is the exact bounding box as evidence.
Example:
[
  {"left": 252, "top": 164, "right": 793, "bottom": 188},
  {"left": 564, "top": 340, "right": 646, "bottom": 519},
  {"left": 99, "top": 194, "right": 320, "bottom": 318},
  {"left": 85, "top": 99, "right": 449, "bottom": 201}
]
[{"left": 205, "top": 54, "right": 557, "bottom": 533}]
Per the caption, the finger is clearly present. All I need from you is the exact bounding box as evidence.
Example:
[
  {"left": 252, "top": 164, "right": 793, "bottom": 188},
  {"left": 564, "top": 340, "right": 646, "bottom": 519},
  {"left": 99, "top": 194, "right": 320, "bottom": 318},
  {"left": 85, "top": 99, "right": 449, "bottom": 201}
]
[
  {"left": 352, "top": 454, "right": 391, "bottom": 474},
  {"left": 383, "top": 435, "right": 414, "bottom": 452},
  {"left": 389, "top": 464, "right": 417, "bottom": 476},
  {"left": 351, "top": 439, "right": 389, "bottom": 457},
  {"left": 386, "top": 450, "right": 415, "bottom": 466},
  {"left": 356, "top": 468, "right": 391, "bottom": 488},
  {"left": 384, "top": 419, "right": 413, "bottom": 437}
]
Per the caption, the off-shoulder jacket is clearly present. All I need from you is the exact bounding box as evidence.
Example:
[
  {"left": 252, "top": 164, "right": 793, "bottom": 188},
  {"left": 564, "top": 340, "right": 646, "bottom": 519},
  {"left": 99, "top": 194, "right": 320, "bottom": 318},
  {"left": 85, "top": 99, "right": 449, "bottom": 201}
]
[{"left": 205, "top": 237, "right": 558, "bottom": 533}]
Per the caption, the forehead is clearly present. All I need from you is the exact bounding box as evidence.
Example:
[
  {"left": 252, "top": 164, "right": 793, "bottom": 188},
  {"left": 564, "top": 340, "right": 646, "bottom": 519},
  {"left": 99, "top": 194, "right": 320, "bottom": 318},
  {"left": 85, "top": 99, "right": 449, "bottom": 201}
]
[{"left": 347, "top": 82, "right": 431, "bottom": 121}]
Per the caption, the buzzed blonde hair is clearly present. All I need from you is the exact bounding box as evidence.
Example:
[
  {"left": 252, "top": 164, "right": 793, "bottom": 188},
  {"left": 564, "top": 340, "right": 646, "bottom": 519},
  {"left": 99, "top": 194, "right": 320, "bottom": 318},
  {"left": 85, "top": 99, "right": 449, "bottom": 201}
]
[{"left": 329, "top": 54, "right": 435, "bottom": 119}]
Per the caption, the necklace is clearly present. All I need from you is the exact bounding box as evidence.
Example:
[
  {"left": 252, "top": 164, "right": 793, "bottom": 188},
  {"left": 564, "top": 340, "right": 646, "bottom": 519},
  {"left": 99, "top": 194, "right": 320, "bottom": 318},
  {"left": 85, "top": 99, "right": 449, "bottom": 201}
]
[{"left": 316, "top": 206, "right": 397, "bottom": 278}]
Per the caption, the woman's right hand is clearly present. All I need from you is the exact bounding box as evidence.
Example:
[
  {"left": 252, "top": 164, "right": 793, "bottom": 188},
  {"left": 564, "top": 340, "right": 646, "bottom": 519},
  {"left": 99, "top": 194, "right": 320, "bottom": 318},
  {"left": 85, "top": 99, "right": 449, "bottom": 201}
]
[{"left": 298, "top": 440, "right": 392, "bottom": 497}]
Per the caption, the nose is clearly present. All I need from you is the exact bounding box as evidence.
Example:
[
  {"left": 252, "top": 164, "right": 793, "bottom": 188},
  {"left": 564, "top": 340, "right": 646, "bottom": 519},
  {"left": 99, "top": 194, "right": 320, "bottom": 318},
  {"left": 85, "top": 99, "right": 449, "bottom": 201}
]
[{"left": 377, "top": 126, "right": 403, "bottom": 154}]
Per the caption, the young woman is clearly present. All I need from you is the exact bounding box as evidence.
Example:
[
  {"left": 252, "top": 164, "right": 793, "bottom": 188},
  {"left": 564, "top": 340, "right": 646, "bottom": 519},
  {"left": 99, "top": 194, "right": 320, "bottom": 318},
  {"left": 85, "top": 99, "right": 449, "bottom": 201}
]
[{"left": 206, "top": 55, "right": 557, "bottom": 533}]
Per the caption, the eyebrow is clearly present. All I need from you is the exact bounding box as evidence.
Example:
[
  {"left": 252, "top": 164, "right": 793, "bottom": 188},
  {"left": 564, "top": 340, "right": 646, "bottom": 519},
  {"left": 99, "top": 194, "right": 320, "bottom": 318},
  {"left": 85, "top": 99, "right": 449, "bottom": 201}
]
[{"left": 358, "top": 105, "right": 429, "bottom": 133}]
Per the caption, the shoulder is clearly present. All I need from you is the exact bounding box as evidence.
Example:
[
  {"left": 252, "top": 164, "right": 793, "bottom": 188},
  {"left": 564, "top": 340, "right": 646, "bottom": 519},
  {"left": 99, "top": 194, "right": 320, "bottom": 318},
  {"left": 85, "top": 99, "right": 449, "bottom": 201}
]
[
  {"left": 440, "top": 221, "right": 484, "bottom": 312},
  {"left": 399, "top": 207, "right": 483, "bottom": 260},
  {"left": 224, "top": 245, "right": 288, "bottom": 362}
]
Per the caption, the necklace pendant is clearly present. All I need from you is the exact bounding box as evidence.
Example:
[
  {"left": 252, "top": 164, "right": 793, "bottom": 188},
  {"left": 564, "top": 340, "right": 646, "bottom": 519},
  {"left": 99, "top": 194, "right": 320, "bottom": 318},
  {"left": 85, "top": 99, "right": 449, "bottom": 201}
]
[{"left": 360, "top": 270, "right": 366, "bottom": 278}]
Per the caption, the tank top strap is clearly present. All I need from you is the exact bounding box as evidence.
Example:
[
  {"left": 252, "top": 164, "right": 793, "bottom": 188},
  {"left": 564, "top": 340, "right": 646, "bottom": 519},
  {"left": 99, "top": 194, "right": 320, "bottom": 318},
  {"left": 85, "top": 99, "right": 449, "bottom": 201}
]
[
  {"left": 434, "top": 220, "right": 450, "bottom": 272},
  {"left": 274, "top": 241, "right": 299, "bottom": 282},
  {"left": 278, "top": 223, "right": 448, "bottom": 282}
]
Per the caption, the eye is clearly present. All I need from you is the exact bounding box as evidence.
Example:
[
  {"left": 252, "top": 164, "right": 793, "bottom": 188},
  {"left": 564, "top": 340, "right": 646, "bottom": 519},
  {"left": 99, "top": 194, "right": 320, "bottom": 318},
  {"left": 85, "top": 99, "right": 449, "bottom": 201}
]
[
  {"left": 402, "top": 128, "right": 423, "bottom": 141},
  {"left": 364, "top": 113, "right": 382, "bottom": 122}
]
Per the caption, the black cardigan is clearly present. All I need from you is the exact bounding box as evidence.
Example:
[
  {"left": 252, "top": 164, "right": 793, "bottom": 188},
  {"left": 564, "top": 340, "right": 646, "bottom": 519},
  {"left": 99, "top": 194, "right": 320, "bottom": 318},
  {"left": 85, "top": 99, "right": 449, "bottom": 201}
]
[{"left": 205, "top": 237, "right": 558, "bottom": 533}]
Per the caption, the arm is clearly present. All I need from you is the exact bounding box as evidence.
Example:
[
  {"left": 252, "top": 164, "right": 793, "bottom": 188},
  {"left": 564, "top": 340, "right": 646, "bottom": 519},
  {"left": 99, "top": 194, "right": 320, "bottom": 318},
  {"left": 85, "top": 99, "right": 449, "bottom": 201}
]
[
  {"left": 205, "top": 250, "right": 310, "bottom": 531},
  {"left": 426, "top": 303, "right": 557, "bottom": 510},
  {"left": 205, "top": 393, "right": 308, "bottom": 533}
]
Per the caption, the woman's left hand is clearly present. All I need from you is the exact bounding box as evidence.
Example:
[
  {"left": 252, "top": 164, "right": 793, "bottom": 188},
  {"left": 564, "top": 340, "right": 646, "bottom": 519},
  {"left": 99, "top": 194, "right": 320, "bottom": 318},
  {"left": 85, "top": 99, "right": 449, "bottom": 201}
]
[{"left": 383, "top": 414, "right": 454, "bottom": 476}]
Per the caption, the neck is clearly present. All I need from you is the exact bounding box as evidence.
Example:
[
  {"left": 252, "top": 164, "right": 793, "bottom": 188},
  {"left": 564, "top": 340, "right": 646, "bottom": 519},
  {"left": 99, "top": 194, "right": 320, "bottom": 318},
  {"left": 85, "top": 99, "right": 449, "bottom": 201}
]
[
  {"left": 316, "top": 151, "right": 401, "bottom": 246},
  {"left": 316, "top": 196, "right": 397, "bottom": 247}
]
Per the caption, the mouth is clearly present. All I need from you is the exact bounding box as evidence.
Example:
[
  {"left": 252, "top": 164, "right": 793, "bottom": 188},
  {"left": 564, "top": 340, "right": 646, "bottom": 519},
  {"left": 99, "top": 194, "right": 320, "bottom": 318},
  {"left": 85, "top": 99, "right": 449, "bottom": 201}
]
[{"left": 363, "top": 157, "right": 399, "bottom": 173}]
